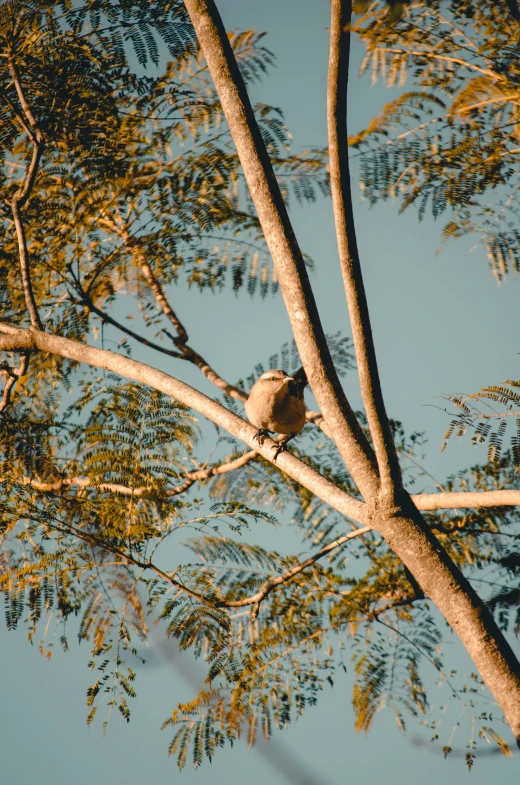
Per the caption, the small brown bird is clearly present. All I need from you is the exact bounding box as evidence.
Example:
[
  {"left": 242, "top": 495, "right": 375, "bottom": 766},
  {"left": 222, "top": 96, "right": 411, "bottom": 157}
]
[{"left": 244, "top": 368, "right": 307, "bottom": 460}]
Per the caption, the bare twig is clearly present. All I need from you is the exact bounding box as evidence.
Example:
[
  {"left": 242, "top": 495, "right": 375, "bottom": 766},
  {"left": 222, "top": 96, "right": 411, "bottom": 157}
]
[
  {"left": 75, "top": 286, "right": 185, "bottom": 360},
  {"left": 21, "top": 449, "right": 259, "bottom": 498},
  {"left": 0, "top": 353, "right": 29, "bottom": 413},
  {"left": 217, "top": 526, "right": 371, "bottom": 609},
  {"left": 36, "top": 514, "right": 214, "bottom": 607},
  {"left": 146, "top": 527, "right": 369, "bottom": 611},
  {"left": 33, "top": 493, "right": 366, "bottom": 614}
]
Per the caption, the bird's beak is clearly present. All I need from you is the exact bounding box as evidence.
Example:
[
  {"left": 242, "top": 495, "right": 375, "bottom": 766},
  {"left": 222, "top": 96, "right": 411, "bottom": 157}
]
[{"left": 285, "top": 376, "right": 294, "bottom": 381}]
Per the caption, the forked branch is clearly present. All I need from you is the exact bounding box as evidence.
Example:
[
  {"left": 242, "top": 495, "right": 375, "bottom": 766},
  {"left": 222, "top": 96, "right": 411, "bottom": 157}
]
[
  {"left": 0, "top": 323, "right": 368, "bottom": 524},
  {"left": 182, "top": 0, "right": 380, "bottom": 499},
  {"left": 218, "top": 526, "right": 371, "bottom": 609},
  {"left": 21, "top": 450, "right": 259, "bottom": 498}
]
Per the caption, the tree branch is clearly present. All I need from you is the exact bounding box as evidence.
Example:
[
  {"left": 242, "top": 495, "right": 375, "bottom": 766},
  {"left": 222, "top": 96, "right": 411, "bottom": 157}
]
[
  {"left": 0, "top": 353, "right": 28, "bottom": 413},
  {"left": 217, "top": 526, "right": 371, "bottom": 609},
  {"left": 4, "top": 322, "right": 520, "bottom": 735},
  {"left": 413, "top": 490, "right": 520, "bottom": 511},
  {"left": 37, "top": 514, "right": 216, "bottom": 608},
  {"left": 9, "top": 57, "right": 43, "bottom": 330},
  {"left": 327, "top": 0, "right": 401, "bottom": 501},
  {"left": 21, "top": 450, "right": 259, "bottom": 498},
  {"left": 76, "top": 287, "right": 185, "bottom": 360},
  {"left": 0, "top": 323, "right": 368, "bottom": 524},
  {"left": 182, "top": 0, "right": 380, "bottom": 499},
  {"left": 129, "top": 234, "right": 335, "bottom": 433},
  {"left": 134, "top": 240, "right": 249, "bottom": 401}
]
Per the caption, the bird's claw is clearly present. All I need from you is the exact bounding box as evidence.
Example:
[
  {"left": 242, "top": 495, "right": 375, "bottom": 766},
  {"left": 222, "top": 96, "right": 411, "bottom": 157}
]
[
  {"left": 253, "top": 428, "right": 269, "bottom": 446},
  {"left": 272, "top": 433, "right": 298, "bottom": 462},
  {"left": 272, "top": 442, "right": 288, "bottom": 462}
]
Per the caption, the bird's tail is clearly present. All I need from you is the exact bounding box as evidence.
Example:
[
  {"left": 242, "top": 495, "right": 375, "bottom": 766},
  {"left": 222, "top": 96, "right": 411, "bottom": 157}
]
[
  {"left": 292, "top": 367, "right": 308, "bottom": 387},
  {"left": 289, "top": 367, "right": 308, "bottom": 399}
]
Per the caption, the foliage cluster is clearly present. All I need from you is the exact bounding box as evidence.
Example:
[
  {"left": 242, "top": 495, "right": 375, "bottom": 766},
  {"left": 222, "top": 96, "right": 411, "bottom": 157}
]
[
  {"left": 0, "top": 0, "right": 519, "bottom": 772},
  {"left": 351, "top": 0, "right": 520, "bottom": 279}
]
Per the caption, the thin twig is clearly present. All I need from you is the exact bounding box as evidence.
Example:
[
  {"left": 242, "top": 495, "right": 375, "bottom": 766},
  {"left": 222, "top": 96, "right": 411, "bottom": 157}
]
[
  {"left": 0, "top": 353, "right": 28, "bottom": 413},
  {"left": 217, "top": 526, "right": 371, "bottom": 609},
  {"left": 8, "top": 57, "right": 43, "bottom": 329},
  {"left": 21, "top": 450, "right": 259, "bottom": 498}
]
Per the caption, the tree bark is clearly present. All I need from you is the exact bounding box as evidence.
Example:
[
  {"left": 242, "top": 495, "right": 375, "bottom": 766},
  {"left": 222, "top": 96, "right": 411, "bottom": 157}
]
[{"left": 377, "top": 497, "right": 520, "bottom": 742}]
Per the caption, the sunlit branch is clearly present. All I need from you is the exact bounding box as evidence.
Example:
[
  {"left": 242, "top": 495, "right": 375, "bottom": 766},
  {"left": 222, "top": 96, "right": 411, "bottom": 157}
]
[
  {"left": 0, "top": 323, "right": 368, "bottom": 523},
  {"left": 182, "top": 0, "right": 380, "bottom": 500},
  {"left": 328, "top": 0, "right": 401, "bottom": 500},
  {"left": 413, "top": 490, "right": 520, "bottom": 511},
  {"left": 21, "top": 450, "right": 259, "bottom": 498}
]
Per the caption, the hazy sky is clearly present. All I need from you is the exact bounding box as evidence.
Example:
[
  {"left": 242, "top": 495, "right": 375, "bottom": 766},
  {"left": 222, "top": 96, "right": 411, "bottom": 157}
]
[{"left": 2, "top": 1, "right": 519, "bottom": 784}]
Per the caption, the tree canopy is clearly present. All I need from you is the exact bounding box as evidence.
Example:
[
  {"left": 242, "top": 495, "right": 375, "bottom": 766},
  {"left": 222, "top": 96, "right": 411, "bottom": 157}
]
[{"left": 1, "top": 0, "right": 520, "bottom": 774}]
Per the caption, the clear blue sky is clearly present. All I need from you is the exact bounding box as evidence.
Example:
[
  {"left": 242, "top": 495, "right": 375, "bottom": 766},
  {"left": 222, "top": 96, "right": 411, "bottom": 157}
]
[{"left": 2, "top": 1, "right": 519, "bottom": 783}]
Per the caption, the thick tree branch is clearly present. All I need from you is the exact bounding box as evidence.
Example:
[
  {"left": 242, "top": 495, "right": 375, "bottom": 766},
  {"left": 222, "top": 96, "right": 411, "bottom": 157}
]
[
  {"left": 3, "top": 321, "right": 520, "bottom": 737},
  {"left": 0, "top": 324, "right": 368, "bottom": 524},
  {"left": 413, "top": 490, "right": 520, "bottom": 510},
  {"left": 376, "top": 495, "right": 520, "bottom": 742},
  {"left": 327, "top": 0, "right": 401, "bottom": 501},
  {"left": 182, "top": 0, "right": 380, "bottom": 499}
]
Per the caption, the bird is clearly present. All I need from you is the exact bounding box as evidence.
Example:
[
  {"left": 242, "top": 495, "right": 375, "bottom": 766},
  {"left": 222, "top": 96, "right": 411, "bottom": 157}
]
[{"left": 244, "top": 367, "right": 307, "bottom": 460}]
